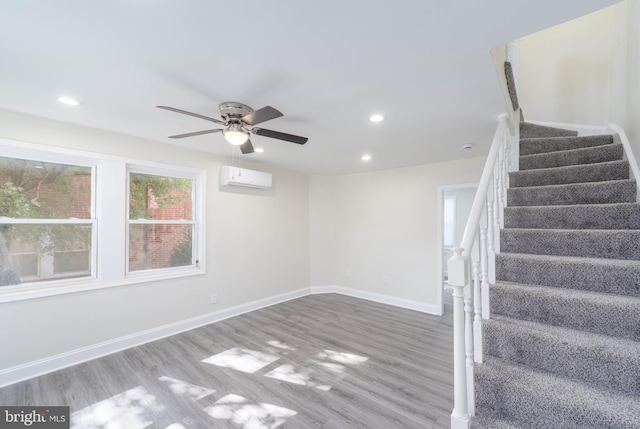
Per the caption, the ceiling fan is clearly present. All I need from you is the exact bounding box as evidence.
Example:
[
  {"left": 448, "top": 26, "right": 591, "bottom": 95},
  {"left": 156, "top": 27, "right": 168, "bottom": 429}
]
[{"left": 157, "top": 102, "right": 308, "bottom": 154}]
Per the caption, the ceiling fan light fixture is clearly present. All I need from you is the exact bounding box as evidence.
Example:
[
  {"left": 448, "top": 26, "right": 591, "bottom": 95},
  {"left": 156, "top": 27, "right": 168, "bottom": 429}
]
[{"left": 223, "top": 123, "right": 249, "bottom": 146}]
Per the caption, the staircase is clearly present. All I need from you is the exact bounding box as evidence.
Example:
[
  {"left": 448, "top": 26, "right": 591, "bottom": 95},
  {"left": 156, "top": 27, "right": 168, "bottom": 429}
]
[{"left": 471, "top": 122, "right": 640, "bottom": 428}]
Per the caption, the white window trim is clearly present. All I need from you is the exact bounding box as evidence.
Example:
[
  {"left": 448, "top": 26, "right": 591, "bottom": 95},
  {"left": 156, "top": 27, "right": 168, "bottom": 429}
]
[
  {"left": 125, "top": 166, "right": 200, "bottom": 277},
  {"left": 0, "top": 137, "right": 206, "bottom": 304}
]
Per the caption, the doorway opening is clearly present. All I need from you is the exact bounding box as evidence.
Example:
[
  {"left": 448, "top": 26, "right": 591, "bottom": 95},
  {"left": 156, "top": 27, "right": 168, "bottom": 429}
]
[{"left": 437, "top": 183, "right": 478, "bottom": 314}]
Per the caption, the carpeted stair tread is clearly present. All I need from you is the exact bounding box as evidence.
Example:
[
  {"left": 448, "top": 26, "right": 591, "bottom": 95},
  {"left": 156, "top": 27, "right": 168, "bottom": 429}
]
[
  {"left": 475, "top": 357, "right": 640, "bottom": 429},
  {"left": 509, "top": 160, "right": 629, "bottom": 188},
  {"left": 507, "top": 179, "right": 636, "bottom": 206},
  {"left": 500, "top": 228, "right": 640, "bottom": 260},
  {"left": 483, "top": 316, "right": 640, "bottom": 395},
  {"left": 503, "top": 203, "right": 640, "bottom": 229},
  {"left": 519, "top": 143, "right": 623, "bottom": 170},
  {"left": 519, "top": 134, "right": 614, "bottom": 156},
  {"left": 490, "top": 282, "right": 640, "bottom": 341},
  {"left": 496, "top": 253, "right": 640, "bottom": 297},
  {"left": 471, "top": 407, "right": 530, "bottom": 429},
  {"left": 473, "top": 121, "right": 640, "bottom": 428},
  {"left": 520, "top": 122, "right": 578, "bottom": 139}
]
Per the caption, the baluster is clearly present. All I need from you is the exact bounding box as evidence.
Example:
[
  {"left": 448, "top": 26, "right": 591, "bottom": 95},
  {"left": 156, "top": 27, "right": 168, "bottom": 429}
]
[
  {"left": 493, "top": 178, "right": 501, "bottom": 254},
  {"left": 499, "top": 158, "right": 506, "bottom": 227},
  {"left": 449, "top": 248, "right": 470, "bottom": 429},
  {"left": 502, "top": 140, "right": 510, "bottom": 200},
  {"left": 486, "top": 185, "right": 496, "bottom": 283},
  {"left": 472, "top": 256, "right": 482, "bottom": 364},
  {"left": 504, "top": 130, "right": 512, "bottom": 186},
  {"left": 465, "top": 278, "right": 475, "bottom": 415},
  {"left": 511, "top": 114, "right": 520, "bottom": 171},
  {"left": 480, "top": 227, "right": 490, "bottom": 320}
]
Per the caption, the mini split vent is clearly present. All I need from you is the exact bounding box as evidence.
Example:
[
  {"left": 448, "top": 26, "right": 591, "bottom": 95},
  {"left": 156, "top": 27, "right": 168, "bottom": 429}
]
[{"left": 220, "top": 166, "right": 272, "bottom": 189}]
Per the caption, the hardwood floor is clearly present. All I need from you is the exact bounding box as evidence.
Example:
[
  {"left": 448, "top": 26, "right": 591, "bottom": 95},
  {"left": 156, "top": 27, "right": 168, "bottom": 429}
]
[{"left": 0, "top": 293, "right": 454, "bottom": 428}]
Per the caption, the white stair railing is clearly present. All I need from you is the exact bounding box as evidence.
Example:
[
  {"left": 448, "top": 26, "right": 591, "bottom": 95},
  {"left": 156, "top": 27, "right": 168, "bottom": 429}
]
[{"left": 449, "top": 111, "right": 519, "bottom": 429}]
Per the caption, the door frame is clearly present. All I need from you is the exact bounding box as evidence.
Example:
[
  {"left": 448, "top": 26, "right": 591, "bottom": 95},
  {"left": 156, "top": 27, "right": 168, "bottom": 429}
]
[{"left": 436, "top": 182, "right": 478, "bottom": 315}]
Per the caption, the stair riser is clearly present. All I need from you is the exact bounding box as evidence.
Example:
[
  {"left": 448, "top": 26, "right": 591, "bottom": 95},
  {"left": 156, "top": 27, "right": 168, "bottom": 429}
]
[
  {"left": 520, "top": 123, "right": 578, "bottom": 139},
  {"left": 507, "top": 180, "right": 636, "bottom": 207},
  {"left": 520, "top": 135, "right": 614, "bottom": 156},
  {"left": 504, "top": 204, "right": 640, "bottom": 230},
  {"left": 483, "top": 320, "right": 640, "bottom": 395},
  {"left": 520, "top": 144, "right": 623, "bottom": 170},
  {"left": 509, "top": 161, "right": 629, "bottom": 188},
  {"left": 500, "top": 229, "right": 640, "bottom": 260},
  {"left": 475, "top": 368, "right": 639, "bottom": 429},
  {"left": 496, "top": 255, "right": 640, "bottom": 297},
  {"left": 490, "top": 284, "right": 640, "bottom": 342}
]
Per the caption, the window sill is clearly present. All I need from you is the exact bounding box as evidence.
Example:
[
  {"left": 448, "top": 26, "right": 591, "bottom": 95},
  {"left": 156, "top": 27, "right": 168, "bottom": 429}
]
[{"left": 0, "top": 267, "right": 205, "bottom": 304}]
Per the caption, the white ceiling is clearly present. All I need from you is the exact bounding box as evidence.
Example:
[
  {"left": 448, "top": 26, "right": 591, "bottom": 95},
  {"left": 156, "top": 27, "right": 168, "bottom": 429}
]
[{"left": 0, "top": 0, "right": 620, "bottom": 175}]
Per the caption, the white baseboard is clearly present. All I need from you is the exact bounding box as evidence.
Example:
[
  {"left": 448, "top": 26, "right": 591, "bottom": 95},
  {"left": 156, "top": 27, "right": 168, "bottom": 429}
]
[
  {"left": 0, "top": 286, "right": 439, "bottom": 388},
  {"left": 0, "top": 287, "right": 309, "bottom": 388},
  {"left": 310, "top": 285, "right": 441, "bottom": 314}
]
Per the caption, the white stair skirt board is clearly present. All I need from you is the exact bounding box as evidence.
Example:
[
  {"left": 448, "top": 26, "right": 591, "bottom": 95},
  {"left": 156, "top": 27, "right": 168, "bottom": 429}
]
[{"left": 0, "top": 286, "right": 439, "bottom": 388}]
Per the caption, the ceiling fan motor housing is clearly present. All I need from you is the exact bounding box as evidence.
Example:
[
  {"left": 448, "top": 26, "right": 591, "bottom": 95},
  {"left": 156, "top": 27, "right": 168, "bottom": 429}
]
[{"left": 219, "top": 102, "right": 253, "bottom": 122}]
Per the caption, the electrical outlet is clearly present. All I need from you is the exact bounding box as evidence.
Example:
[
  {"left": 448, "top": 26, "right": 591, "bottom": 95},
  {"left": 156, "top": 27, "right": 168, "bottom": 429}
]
[
  {"left": 210, "top": 293, "right": 218, "bottom": 304},
  {"left": 346, "top": 269, "right": 351, "bottom": 277},
  {"left": 383, "top": 275, "right": 389, "bottom": 284}
]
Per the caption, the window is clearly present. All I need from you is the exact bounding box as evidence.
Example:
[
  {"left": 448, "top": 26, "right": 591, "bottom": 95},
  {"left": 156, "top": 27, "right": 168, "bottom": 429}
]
[
  {"left": 0, "top": 156, "right": 95, "bottom": 286},
  {"left": 0, "top": 138, "right": 205, "bottom": 302},
  {"left": 127, "top": 171, "right": 197, "bottom": 273}
]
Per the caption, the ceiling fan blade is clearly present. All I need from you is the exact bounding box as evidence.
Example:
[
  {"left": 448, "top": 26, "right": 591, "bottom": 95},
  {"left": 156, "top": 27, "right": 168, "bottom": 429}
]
[
  {"left": 241, "top": 106, "right": 283, "bottom": 126},
  {"left": 168, "top": 129, "right": 223, "bottom": 139},
  {"left": 157, "top": 106, "right": 227, "bottom": 126},
  {"left": 252, "top": 127, "right": 308, "bottom": 145},
  {"left": 239, "top": 140, "right": 255, "bottom": 154}
]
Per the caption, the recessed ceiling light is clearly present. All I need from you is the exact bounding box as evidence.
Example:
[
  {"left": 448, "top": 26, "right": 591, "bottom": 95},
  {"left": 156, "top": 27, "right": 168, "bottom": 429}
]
[
  {"left": 361, "top": 154, "right": 372, "bottom": 162},
  {"left": 57, "top": 96, "right": 81, "bottom": 106},
  {"left": 369, "top": 114, "right": 384, "bottom": 123},
  {"left": 254, "top": 147, "right": 265, "bottom": 153},
  {"left": 462, "top": 143, "right": 474, "bottom": 149}
]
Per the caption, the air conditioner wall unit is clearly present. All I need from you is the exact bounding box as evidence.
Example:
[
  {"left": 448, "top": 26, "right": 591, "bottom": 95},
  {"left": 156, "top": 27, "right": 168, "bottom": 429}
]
[{"left": 220, "top": 165, "right": 272, "bottom": 189}]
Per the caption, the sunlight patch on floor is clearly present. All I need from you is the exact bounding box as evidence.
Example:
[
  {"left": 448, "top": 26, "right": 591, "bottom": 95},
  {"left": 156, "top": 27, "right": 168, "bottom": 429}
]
[
  {"left": 71, "top": 386, "right": 161, "bottom": 429},
  {"left": 204, "top": 394, "right": 297, "bottom": 429},
  {"left": 266, "top": 340, "right": 295, "bottom": 351},
  {"left": 317, "top": 361, "right": 346, "bottom": 374},
  {"left": 318, "top": 349, "right": 369, "bottom": 365},
  {"left": 202, "top": 348, "right": 280, "bottom": 373},
  {"left": 264, "top": 364, "right": 331, "bottom": 391},
  {"left": 158, "top": 376, "right": 216, "bottom": 401}
]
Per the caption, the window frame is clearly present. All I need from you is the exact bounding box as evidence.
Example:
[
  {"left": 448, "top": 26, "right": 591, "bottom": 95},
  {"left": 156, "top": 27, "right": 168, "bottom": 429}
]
[
  {"left": 125, "top": 166, "right": 200, "bottom": 277},
  {"left": 0, "top": 138, "right": 206, "bottom": 303}
]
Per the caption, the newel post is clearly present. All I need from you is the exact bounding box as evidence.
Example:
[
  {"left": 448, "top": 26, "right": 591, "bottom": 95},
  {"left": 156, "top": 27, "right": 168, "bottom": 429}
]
[{"left": 448, "top": 247, "right": 471, "bottom": 429}]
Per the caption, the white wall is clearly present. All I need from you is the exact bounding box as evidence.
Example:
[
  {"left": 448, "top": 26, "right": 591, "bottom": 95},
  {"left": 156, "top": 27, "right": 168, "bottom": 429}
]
[
  {"left": 0, "top": 108, "right": 487, "bottom": 377},
  {"left": 519, "top": 0, "right": 640, "bottom": 159},
  {"left": 309, "top": 175, "right": 337, "bottom": 286},
  {"left": 319, "top": 157, "right": 485, "bottom": 310},
  {"left": 0, "top": 108, "right": 310, "bottom": 371}
]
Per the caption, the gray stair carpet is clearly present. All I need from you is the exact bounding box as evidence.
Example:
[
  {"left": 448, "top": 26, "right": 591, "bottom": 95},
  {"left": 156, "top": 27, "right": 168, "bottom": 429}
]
[
  {"left": 520, "top": 122, "right": 578, "bottom": 139},
  {"left": 520, "top": 134, "right": 613, "bottom": 156},
  {"left": 509, "top": 160, "right": 629, "bottom": 187},
  {"left": 472, "top": 123, "right": 640, "bottom": 428}
]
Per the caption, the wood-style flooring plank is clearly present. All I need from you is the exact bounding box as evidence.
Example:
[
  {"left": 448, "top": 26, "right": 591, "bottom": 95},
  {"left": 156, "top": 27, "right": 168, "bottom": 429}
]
[{"left": 0, "top": 293, "right": 454, "bottom": 428}]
